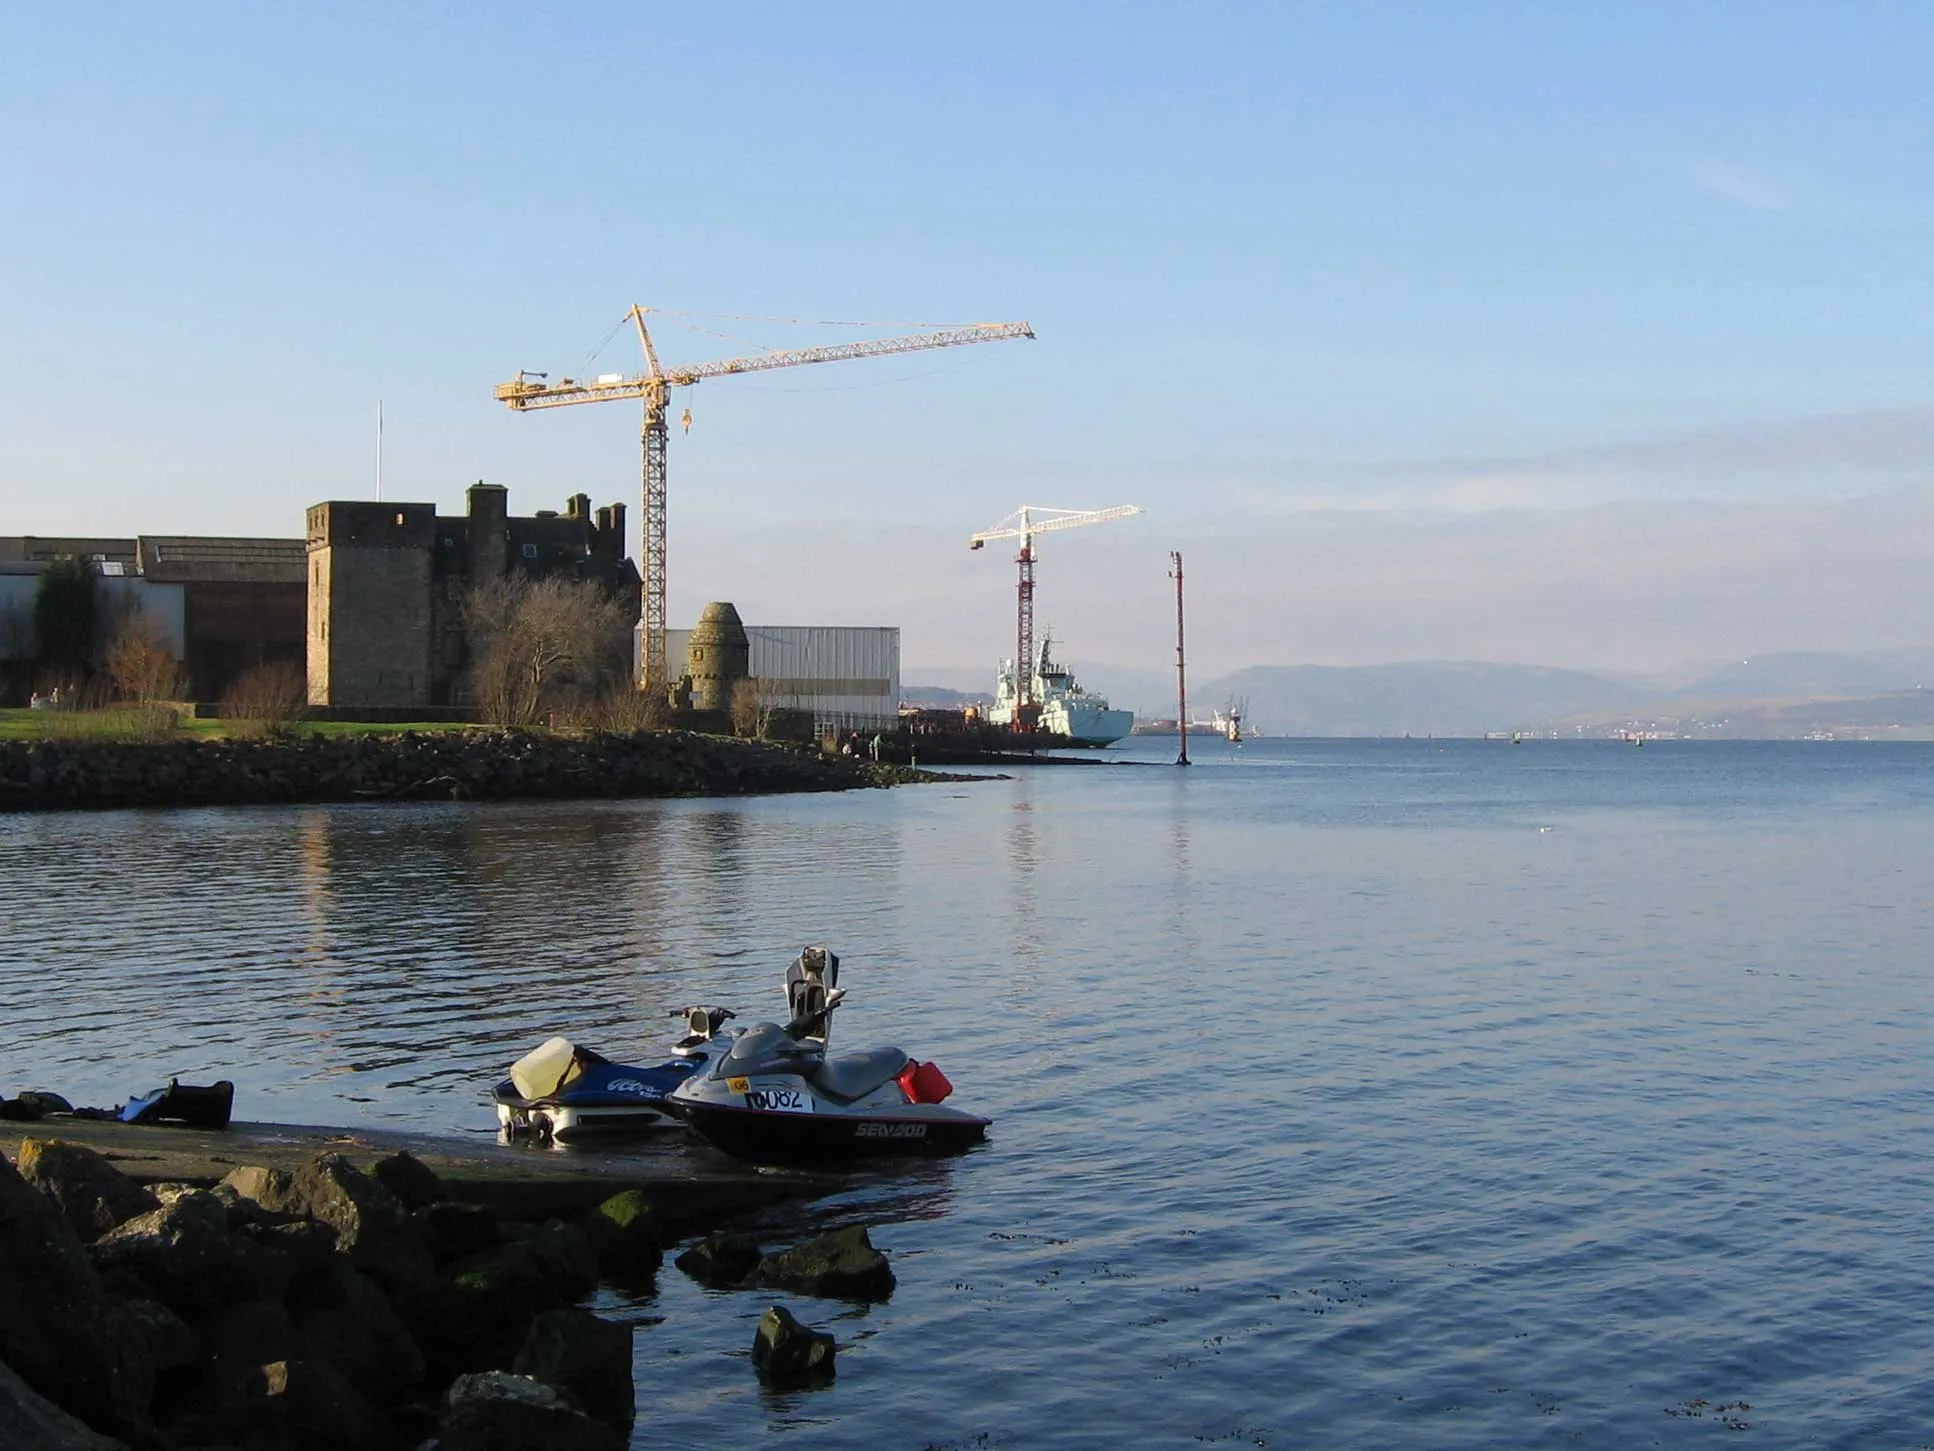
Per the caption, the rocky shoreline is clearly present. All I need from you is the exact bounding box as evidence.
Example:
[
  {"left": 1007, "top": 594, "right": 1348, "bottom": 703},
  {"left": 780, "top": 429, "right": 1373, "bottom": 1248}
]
[
  {"left": 0, "top": 730, "right": 968, "bottom": 813},
  {"left": 1, "top": 1134, "right": 888, "bottom": 1449}
]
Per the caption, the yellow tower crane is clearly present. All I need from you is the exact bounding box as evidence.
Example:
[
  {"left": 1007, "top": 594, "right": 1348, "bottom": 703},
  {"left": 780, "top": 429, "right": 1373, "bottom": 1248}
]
[{"left": 497, "top": 307, "right": 1034, "bottom": 692}]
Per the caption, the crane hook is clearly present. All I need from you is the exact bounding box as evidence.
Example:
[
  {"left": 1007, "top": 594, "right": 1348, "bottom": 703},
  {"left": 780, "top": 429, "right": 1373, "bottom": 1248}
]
[{"left": 680, "top": 407, "right": 693, "bottom": 434}]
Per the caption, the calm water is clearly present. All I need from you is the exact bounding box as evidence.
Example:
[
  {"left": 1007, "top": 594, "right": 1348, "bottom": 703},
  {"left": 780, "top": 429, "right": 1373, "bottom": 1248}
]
[{"left": 4, "top": 738, "right": 1932, "bottom": 1449}]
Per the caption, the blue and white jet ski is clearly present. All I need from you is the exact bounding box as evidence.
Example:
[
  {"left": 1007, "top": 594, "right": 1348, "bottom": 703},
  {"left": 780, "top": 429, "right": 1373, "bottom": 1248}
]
[
  {"left": 667, "top": 948, "right": 990, "bottom": 1165},
  {"left": 494, "top": 1006, "right": 735, "bottom": 1142}
]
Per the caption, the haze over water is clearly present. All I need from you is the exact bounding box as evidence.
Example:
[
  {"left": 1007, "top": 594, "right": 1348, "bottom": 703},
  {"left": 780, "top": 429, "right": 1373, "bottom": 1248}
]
[{"left": 5, "top": 738, "right": 1931, "bottom": 1448}]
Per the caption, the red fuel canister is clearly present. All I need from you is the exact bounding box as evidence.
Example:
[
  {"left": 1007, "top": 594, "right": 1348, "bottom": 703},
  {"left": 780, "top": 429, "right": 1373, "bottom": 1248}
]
[{"left": 896, "top": 1059, "right": 954, "bottom": 1104}]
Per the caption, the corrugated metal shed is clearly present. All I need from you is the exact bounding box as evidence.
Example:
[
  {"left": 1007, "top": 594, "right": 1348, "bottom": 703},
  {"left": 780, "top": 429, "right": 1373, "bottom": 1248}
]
[{"left": 663, "top": 624, "right": 901, "bottom": 732}]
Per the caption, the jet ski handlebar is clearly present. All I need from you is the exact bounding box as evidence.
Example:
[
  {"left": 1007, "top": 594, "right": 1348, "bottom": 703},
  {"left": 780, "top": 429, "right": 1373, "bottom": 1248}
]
[{"left": 784, "top": 986, "right": 846, "bottom": 1041}]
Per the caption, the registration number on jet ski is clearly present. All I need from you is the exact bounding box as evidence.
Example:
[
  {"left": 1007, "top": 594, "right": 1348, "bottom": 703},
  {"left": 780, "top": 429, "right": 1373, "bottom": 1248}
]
[{"left": 742, "top": 1085, "right": 814, "bottom": 1114}]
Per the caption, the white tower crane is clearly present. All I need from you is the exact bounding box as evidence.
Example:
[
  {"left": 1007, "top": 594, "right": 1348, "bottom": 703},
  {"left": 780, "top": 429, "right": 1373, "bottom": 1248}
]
[{"left": 969, "top": 504, "right": 1141, "bottom": 729}]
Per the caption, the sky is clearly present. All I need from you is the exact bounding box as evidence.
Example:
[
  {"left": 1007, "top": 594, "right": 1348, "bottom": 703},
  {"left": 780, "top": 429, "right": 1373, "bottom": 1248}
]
[{"left": 5, "top": 2, "right": 1934, "bottom": 683}]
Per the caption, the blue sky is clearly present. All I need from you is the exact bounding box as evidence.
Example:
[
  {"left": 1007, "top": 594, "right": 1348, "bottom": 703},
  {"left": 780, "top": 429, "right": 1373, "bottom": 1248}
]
[{"left": 6, "top": 3, "right": 1934, "bottom": 683}]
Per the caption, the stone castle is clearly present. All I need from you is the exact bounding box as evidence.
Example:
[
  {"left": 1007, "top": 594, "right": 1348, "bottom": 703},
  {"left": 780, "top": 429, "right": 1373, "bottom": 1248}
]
[{"left": 306, "top": 483, "right": 639, "bottom": 710}]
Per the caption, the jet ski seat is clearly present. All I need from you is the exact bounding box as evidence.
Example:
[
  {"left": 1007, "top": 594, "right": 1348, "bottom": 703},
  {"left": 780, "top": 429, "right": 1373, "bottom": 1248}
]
[{"left": 810, "top": 1047, "right": 910, "bottom": 1103}]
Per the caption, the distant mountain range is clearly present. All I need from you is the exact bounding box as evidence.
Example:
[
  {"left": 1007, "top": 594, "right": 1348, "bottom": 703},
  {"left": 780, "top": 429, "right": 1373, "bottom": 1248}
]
[{"left": 904, "top": 648, "right": 1934, "bottom": 739}]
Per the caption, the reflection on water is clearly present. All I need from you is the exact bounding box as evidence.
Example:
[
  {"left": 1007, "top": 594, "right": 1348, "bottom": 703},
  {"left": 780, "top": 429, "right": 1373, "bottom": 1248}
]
[{"left": 5, "top": 741, "right": 1934, "bottom": 1448}]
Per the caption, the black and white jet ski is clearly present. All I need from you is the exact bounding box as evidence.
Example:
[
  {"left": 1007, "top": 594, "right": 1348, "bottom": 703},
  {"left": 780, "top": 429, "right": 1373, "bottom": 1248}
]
[
  {"left": 494, "top": 1006, "right": 735, "bottom": 1141},
  {"left": 666, "top": 947, "right": 989, "bottom": 1165}
]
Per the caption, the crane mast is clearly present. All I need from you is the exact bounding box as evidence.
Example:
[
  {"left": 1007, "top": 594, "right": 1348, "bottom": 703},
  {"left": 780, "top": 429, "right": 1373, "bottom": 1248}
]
[
  {"left": 969, "top": 504, "right": 1140, "bottom": 730},
  {"left": 500, "top": 308, "right": 1034, "bottom": 691}
]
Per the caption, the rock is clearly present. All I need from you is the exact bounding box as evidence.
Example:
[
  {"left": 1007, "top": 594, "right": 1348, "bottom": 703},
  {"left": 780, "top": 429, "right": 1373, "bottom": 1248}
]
[
  {"left": 581, "top": 1189, "right": 662, "bottom": 1279},
  {"left": 238, "top": 1215, "right": 341, "bottom": 1286},
  {"left": 114, "top": 1295, "right": 200, "bottom": 1373},
  {"left": 16, "top": 1136, "right": 161, "bottom": 1243},
  {"left": 754, "top": 1225, "right": 895, "bottom": 1301},
  {"left": 148, "top": 1180, "right": 205, "bottom": 1207},
  {"left": 512, "top": 1308, "right": 634, "bottom": 1430},
  {"left": 415, "top": 1200, "right": 501, "bottom": 1265},
  {"left": 398, "top": 1234, "right": 577, "bottom": 1383},
  {"left": 0, "top": 1150, "right": 154, "bottom": 1440},
  {"left": 370, "top": 1149, "right": 446, "bottom": 1212},
  {"left": 750, "top": 1305, "right": 836, "bottom": 1386},
  {"left": 183, "top": 1296, "right": 310, "bottom": 1407},
  {"left": 0, "top": 1096, "right": 44, "bottom": 1121},
  {"left": 287, "top": 1258, "right": 425, "bottom": 1409},
  {"left": 224, "top": 1153, "right": 434, "bottom": 1293},
  {"left": 438, "top": 1371, "right": 624, "bottom": 1451},
  {"left": 91, "top": 1189, "right": 295, "bottom": 1316},
  {"left": 177, "top": 1358, "right": 404, "bottom": 1451},
  {"left": 0, "top": 1358, "right": 129, "bottom": 1450},
  {"left": 17, "top": 1090, "right": 75, "bottom": 1115},
  {"left": 218, "top": 1162, "right": 294, "bottom": 1208},
  {"left": 674, "top": 1230, "right": 763, "bottom": 1288},
  {"left": 518, "top": 1219, "right": 600, "bottom": 1300}
]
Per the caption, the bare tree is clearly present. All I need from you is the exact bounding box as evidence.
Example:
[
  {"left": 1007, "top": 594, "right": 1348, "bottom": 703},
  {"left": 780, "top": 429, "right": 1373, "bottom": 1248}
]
[
  {"left": 222, "top": 660, "right": 309, "bottom": 739},
  {"left": 730, "top": 677, "right": 779, "bottom": 739},
  {"left": 464, "top": 575, "right": 631, "bottom": 728},
  {"left": 105, "top": 614, "right": 185, "bottom": 706}
]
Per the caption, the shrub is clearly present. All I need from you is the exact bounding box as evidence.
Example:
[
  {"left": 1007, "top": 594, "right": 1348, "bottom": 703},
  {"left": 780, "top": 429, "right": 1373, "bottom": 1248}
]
[{"left": 221, "top": 660, "right": 309, "bottom": 739}]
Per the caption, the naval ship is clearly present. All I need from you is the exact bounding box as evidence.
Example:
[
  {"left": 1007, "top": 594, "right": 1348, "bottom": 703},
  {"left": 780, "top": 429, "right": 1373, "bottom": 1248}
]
[{"left": 987, "top": 633, "right": 1134, "bottom": 746}]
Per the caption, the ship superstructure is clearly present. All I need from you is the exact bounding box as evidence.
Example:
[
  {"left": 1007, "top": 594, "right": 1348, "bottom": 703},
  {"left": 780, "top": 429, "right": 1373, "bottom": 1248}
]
[{"left": 987, "top": 633, "right": 1134, "bottom": 746}]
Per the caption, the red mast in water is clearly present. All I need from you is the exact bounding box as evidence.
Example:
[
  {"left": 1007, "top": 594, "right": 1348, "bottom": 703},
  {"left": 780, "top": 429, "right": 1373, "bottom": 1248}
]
[{"left": 1170, "top": 550, "right": 1189, "bottom": 767}]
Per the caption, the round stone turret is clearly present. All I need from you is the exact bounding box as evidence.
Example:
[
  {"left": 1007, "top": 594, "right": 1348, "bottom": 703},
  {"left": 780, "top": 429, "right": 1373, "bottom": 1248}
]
[{"left": 686, "top": 601, "right": 750, "bottom": 712}]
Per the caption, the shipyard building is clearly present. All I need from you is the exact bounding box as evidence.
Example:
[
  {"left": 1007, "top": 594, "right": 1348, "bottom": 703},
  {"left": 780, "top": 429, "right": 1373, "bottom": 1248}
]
[
  {"left": 664, "top": 621, "right": 900, "bottom": 735},
  {"left": 0, "top": 534, "right": 304, "bottom": 702}
]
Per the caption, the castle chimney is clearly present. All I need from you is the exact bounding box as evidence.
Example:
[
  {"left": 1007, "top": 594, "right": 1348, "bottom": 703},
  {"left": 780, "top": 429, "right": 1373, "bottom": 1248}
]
[{"left": 467, "top": 481, "right": 509, "bottom": 588}]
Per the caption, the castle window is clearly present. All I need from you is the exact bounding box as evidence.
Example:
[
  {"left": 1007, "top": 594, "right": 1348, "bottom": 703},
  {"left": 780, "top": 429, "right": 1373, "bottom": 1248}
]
[
  {"left": 395, "top": 512, "right": 406, "bottom": 527},
  {"left": 522, "top": 543, "right": 538, "bottom": 559}
]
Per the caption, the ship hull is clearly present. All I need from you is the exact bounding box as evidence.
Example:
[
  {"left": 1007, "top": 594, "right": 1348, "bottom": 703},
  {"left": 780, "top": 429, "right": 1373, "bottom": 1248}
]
[{"left": 1047, "top": 702, "right": 1134, "bottom": 746}]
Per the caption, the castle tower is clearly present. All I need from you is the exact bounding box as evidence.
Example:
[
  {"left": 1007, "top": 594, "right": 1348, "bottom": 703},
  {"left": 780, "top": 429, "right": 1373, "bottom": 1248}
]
[
  {"left": 306, "top": 502, "right": 436, "bottom": 708},
  {"left": 685, "top": 601, "right": 750, "bottom": 712}
]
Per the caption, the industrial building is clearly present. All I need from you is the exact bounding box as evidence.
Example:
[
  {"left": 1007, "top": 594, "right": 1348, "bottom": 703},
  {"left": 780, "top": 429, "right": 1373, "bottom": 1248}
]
[
  {"left": 306, "top": 483, "right": 639, "bottom": 710},
  {"left": 664, "top": 620, "right": 900, "bottom": 735},
  {"left": 0, "top": 534, "right": 304, "bottom": 703}
]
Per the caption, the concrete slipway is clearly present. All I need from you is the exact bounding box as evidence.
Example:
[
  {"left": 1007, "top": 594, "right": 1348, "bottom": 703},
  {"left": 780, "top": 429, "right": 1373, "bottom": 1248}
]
[{"left": 0, "top": 1116, "right": 822, "bottom": 1230}]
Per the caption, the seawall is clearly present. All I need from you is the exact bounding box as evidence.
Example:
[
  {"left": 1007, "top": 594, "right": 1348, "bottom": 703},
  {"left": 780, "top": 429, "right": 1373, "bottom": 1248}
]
[{"left": 0, "top": 729, "right": 958, "bottom": 812}]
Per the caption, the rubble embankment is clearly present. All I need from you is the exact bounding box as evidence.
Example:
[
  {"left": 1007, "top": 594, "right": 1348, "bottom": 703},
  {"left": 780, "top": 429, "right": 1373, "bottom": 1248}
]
[
  {"left": 0, "top": 1129, "right": 891, "bottom": 1448},
  {"left": 0, "top": 729, "right": 964, "bottom": 813}
]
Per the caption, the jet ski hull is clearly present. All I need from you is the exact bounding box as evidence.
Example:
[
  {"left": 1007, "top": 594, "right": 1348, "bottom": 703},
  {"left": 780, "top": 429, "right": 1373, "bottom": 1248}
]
[
  {"left": 677, "top": 1100, "right": 989, "bottom": 1165},
  {"left": 493, "top": 1059, "right": 696, "bottom": 1142}
]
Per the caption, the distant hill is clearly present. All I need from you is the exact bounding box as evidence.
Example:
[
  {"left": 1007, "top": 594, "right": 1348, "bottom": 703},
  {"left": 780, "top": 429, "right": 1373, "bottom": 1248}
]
[
  {"left": 1666, "top": 651, "right": 1920, "bottom": 701},
  {"left": 1197, "top": 662, "right": 1643, "bottom": 738},
  {"left": 913, "top": 648, "right": 1934, "bottom": 738}
]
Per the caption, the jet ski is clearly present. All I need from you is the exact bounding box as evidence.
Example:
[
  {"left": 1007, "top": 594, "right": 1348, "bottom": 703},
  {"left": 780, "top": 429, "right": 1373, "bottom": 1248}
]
[
  {"left": 667, "top": 947, "right": 989, "bottom": 1165},
  {"left": 494, "top": 1006, "right": 735, "bottom": 1142}
]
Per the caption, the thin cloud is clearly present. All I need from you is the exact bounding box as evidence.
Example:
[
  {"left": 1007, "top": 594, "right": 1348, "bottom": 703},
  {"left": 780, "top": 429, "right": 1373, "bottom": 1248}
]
[
  {"left": 1226, "top": 407, "right": 1934, "bottom": 515},
  {"left": 1690, "top": 158, "right": 1787, "bottom": 211}
]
